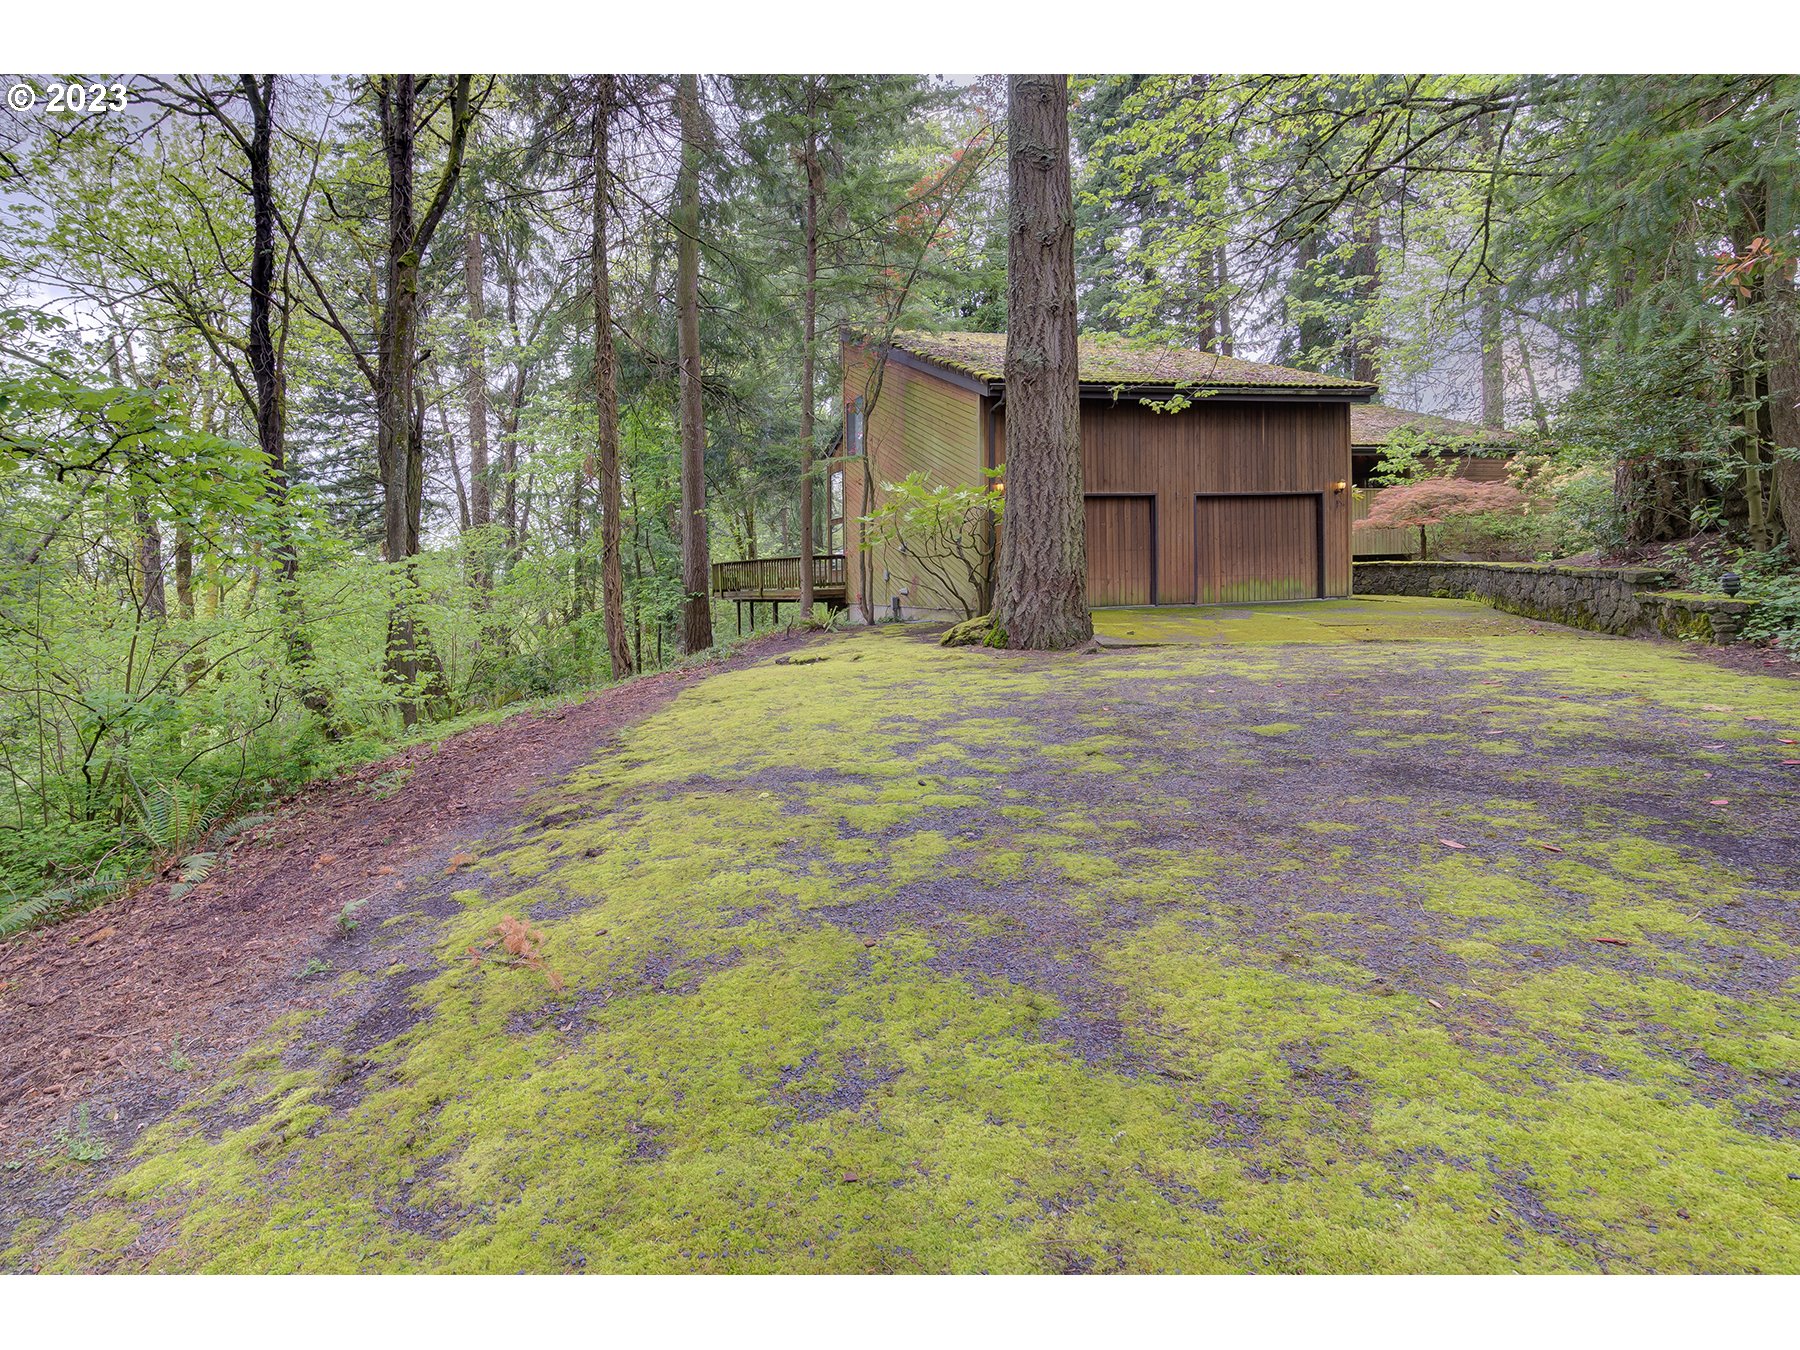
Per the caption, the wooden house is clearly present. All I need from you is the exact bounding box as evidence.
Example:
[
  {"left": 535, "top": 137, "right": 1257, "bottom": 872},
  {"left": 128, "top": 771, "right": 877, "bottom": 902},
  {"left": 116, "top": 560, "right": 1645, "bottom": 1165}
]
[
  {"left": 827, "top": 330, "right": 1377, "bottom": 618},
  {"left": 1349, "top": 405, "right": 1520, "bottom": 559}
]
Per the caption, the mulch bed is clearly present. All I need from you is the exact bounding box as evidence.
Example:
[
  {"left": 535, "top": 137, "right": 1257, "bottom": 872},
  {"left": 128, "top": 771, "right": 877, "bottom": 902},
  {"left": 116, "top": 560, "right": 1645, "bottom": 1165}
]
[{"left": 0, "top": 631, "right": 813, "bottom": 1145}]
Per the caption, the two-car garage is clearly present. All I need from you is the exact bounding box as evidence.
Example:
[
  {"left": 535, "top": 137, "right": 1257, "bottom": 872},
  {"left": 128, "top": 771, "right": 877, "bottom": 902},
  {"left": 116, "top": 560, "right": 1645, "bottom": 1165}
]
[
  {"left": 1085, "top": 491, "right": 1326, "bottom": 607},
  {"left": 842, "top": 330, "right": 1372, "bottom": 619}
]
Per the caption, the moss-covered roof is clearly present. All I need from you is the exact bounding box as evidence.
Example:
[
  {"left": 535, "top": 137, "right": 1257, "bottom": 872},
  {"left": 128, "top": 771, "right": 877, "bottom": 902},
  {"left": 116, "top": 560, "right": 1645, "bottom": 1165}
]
[
  {"left": 1351, "top": 403, "right": 1516, "bottom": 450},
  {"left": 885, "top": 330, "right": 1377, "bottom": 395}
]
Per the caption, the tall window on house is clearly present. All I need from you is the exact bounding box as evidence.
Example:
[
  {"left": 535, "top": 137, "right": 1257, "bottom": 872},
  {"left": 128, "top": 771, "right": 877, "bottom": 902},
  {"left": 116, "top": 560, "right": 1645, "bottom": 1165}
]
[
  {"left": 828, "top": 469, "right": 845, "bottom": 553},
  {"left": 846, "top": 397, "right": 865, "bottom": 456}
]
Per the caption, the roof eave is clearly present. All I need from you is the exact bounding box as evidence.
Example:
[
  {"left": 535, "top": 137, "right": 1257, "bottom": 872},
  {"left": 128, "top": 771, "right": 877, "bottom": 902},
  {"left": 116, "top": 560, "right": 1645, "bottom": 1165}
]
[
  {"left": 1074, "top": 382, "right": 1376, "bottom": 403},
  {"left": 871, "top": 338, "right": 1377, "bottom": 402}
]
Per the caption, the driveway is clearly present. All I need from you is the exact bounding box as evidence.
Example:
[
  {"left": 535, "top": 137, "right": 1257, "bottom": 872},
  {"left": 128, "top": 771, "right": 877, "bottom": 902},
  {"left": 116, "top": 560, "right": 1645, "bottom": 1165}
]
[{"left": 9, "top": 601, "right": 1799, "bottom": 1272}]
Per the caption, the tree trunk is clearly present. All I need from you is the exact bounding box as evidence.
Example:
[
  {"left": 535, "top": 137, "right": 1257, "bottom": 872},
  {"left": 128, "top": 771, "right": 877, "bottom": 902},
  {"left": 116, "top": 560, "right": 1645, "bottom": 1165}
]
[
  {"left": 240, "top": 76, "right": 294, "bottom": 582},
  {"left": 674, "top": 73, "right": 714, "bottom": 655},
  {"left": 1214, "top": 246, "right": 1234, "bottom": 357},
  {"left": 1347, "top": 197, "right": 1380, "bottom": 385},
  {"left": 592, "top": 75, "right": 633, "bottom": 679},
  {"left": 1480, "top": 284, "right": 1504, "bottom": 428},
  {"left": 1514, "top": 320, "right": 1552, "bottom": 435},
  {"left": 992, "top": 75, "right": 1090, "bottom": 651},
  {"left": 498, "top": 265, "right": 529, "bottom": 574},
  {"left": 135, "top": 503, "right": 166, "bottom": 620},
  {"left": 374, "top": 73, "right": 475, "bottom": 725},
  {"left": 173, "top": 524, "right": 194, "bottom": 620},
  {"left": 1765, "top": 167, "right": 1800, "bottom": 552},
  {"left": 1293, "top": 228, "right": 1331, "bottom": 369},
  {"left": 464, "top": 159, "right": 492, "bottom": 543},
  {"left": 797, "top": 83, "right": 821, "bottom": 620}
]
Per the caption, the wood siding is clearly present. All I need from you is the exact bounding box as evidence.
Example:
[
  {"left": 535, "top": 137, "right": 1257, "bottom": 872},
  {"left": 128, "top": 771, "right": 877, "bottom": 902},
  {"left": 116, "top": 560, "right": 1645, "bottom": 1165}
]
[
  {"left": 1456, "top": 455, "right": 1511, "bottom": 483},
  {"left": 1351, "top": 488, "right": 1417, "bottom": 558},
  {"left": 1195, "top": 494, "right": 1321, "bottom": 601},
  {"left": 997, "top": 399, "right": 1353, "bottom": 602},
  {"left": 1084, "top": 495, "right": 1155, "bottom": 605},
  {"left": 840, "top": 345, "right": 985, "bottom": 616}
]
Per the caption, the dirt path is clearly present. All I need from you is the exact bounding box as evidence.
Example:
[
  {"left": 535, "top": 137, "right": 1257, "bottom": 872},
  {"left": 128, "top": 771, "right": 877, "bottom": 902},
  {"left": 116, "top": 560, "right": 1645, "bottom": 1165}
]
[{"left": 0, "top": 632, "right": 811, "bottom": 1156}]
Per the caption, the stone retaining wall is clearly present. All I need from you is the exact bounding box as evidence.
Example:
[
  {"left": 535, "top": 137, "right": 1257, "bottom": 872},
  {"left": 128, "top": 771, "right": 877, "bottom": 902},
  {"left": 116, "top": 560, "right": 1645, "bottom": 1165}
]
[{"left": 1354, "top": 561, "right": 1759, "bottom": 644}]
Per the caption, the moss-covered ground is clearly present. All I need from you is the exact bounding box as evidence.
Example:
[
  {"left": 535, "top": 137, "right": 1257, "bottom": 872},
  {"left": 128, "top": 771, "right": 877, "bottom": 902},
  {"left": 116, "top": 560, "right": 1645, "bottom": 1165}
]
[{"left": 16, "top": 598, "right": 1800, "bottom": 1272}]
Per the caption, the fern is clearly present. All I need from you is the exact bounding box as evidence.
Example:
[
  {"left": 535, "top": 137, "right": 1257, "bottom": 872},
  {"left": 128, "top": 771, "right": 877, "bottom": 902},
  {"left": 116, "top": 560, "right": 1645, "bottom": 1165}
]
[
  {"left": 213, "top": 812, "right": 273, "bottom": 843},
  {"left": 168, "top": 850, "right": 218, "bottom": 901},
  {"left": 0, "top": 893, "right": 54, "bottom": 939},
  {"left": 130, "top": 780, "right": 236, "bottom": 857},
  {"left": 0, "top": 869, "right": 124, "bottom": 939}
]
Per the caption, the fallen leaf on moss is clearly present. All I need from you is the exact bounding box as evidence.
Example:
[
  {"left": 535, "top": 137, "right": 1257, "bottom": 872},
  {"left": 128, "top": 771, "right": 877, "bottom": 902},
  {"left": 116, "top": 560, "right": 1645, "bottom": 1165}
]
[
  {"left": 1438, "top": 839, "right": 1467, "bottom": 850},
  {"left": 1708, "top": 798, "right": 1730, "bottom": 806},
  {"left": 1534, "top": 843, "right": 1564, "bottom": 853},
  {"left": 1593, "top": 937, "right": 1630, "bottom": 946}
]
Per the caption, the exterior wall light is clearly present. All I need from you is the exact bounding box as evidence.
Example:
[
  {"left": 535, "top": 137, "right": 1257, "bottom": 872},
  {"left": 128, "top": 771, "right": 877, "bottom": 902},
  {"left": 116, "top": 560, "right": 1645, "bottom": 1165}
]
[{"left": 1332, "top": 481, "right": 1348, "bottom": 493}]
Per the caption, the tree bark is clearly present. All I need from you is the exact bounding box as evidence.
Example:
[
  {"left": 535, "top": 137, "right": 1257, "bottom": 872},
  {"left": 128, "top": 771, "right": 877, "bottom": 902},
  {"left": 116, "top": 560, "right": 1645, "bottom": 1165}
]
[
  {"left": 1293, "top": 228, "right": 1331, "bottom": 369},
  {"left": 1347, "top": 196, "right": 1381, "bottom": 385},
  {"left": 1480, "top": 282, "right": 1505, "bottom": 428},
  {"left": 463, "top": 154, "right": 492, "bottom": 542},
  {"left": 135, "top": 503, "right": 166, "bottom": 620},
  {"left": 797, "top": 79, "right": 822, "bottom": 620},
  {"left": 674, "top": 73, "right": 714, "bottom": 655},
  {"left": 240, "top": 75, "right": 294, "bottom": 581},
  {"left": 992, "top": 75, "right": 1090, "bottom": 651},
  {"left": 374, "top": 73, "right": 475, "bottom": 725},
  {"left": 591, "top": 75, "right": 633, "bottom": 679},
  {"left": 1214, "top": 246, "right": 1234, "bottom": 356},
  {"left": 1764, "top": 167, "right": 1800, "bottom": 552}
]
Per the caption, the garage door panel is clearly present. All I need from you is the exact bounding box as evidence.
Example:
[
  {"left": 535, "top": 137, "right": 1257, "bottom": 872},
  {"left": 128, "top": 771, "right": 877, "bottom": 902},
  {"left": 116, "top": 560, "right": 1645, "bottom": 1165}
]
[
  {"left": 1084, "top": 496, "right": 1154, "bottom": 607},
  {"left": 1194, "top": 494, "right": 1321, "bottom": 603}
]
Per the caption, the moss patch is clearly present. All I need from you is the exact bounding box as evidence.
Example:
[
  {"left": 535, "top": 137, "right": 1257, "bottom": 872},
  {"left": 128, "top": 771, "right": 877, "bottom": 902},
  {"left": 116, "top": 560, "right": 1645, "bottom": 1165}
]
[{"left": 30, "top": 606, "right": 1800, "bottom": 1273}]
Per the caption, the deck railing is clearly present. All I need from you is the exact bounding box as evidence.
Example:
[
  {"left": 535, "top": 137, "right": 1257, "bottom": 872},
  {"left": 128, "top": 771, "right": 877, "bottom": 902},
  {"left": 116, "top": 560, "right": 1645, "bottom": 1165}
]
[{"left": 711, "top": 553, "right": 847, "bottom": 597}]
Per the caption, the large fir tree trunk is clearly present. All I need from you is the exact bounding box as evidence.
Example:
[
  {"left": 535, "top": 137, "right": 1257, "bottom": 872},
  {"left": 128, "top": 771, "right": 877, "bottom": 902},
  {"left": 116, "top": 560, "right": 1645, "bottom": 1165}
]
[
  {"left": 991, "top": 74, "right": 1091, "bottom": 651},
  {"left": 591, "top": 75, "right": 633, "bottom": 679},
  {"left": 797, "top": 84, "right": 821, "bottom": 620},
  {"left": 1765, "top": 169, "right": 1800, "bottom": 552},
  {"left": 675, "top": 74, "right": 714, "bottom": 655}
]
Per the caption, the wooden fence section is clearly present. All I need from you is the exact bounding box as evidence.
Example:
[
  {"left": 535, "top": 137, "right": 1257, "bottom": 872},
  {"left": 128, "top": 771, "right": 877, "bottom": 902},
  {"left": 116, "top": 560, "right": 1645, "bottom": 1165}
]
[
  {"left": 1351, "top": 488, "right": 1419, "bottom": 558},
  {"left": 711, "top": 553, "right": 847, "bottom": 600}
]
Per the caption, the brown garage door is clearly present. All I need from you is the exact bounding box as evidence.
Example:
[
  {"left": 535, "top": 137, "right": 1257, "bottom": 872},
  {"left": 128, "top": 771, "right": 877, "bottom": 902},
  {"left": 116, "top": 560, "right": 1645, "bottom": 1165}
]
[
  {"left": 1194, "top": 494, "right": 1322, "bottom": 603},
  {"left": 1084, "top": 495, "right": 1155, "bottom": 606}
]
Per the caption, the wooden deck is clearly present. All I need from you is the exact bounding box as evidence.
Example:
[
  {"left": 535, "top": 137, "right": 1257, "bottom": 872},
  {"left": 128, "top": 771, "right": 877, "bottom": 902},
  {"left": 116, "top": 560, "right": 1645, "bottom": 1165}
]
[{"left": 712, "top": 554, "right": 848, "bottom": 630}]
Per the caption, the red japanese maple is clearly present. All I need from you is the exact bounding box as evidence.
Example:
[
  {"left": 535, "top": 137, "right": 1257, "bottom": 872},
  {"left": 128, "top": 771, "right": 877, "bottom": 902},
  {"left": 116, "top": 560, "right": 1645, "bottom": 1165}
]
[{"left": 1359, "top": 477, "right": 1529, "bottom": 530}]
